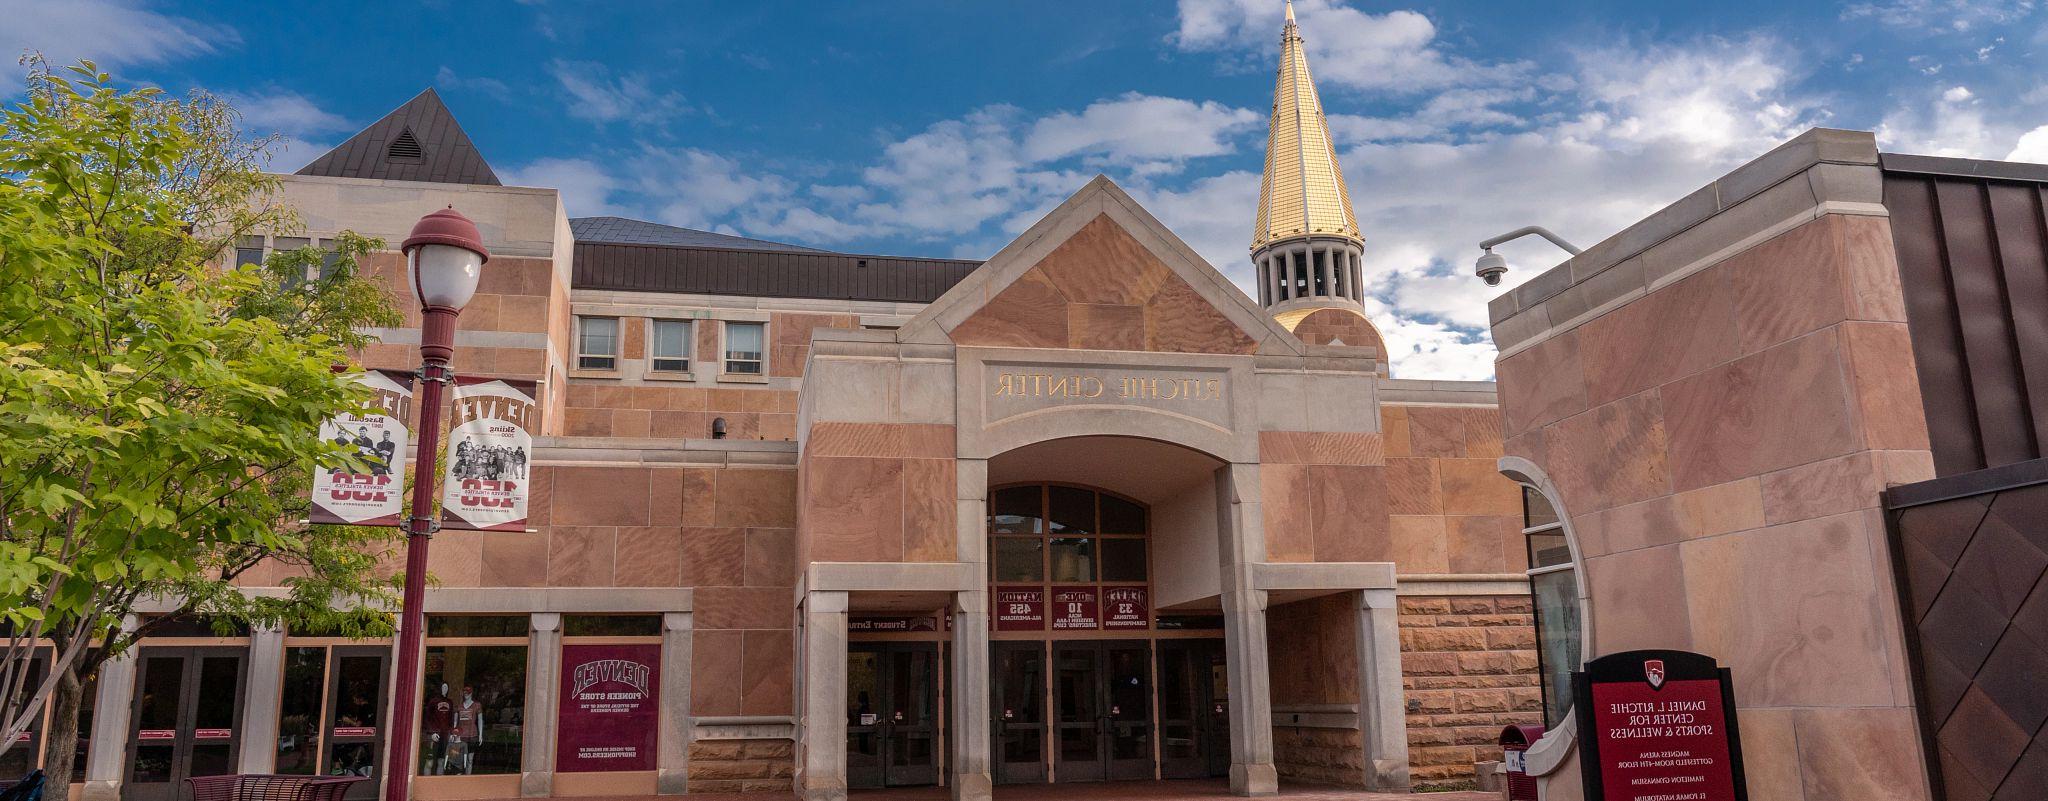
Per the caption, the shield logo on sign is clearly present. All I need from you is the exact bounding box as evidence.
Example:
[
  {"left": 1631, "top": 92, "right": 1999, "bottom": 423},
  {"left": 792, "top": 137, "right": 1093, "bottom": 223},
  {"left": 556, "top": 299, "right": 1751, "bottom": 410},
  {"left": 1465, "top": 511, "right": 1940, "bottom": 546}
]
[{"left": 1645, "top": 659, "right": 1666, "bottom": 690}]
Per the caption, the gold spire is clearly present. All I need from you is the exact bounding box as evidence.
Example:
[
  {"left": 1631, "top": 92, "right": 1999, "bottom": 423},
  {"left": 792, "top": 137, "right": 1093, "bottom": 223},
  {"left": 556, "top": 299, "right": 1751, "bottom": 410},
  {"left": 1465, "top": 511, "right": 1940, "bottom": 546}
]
[{"left": 1252, "top": 0, "right": 1361, "bottom": 251}]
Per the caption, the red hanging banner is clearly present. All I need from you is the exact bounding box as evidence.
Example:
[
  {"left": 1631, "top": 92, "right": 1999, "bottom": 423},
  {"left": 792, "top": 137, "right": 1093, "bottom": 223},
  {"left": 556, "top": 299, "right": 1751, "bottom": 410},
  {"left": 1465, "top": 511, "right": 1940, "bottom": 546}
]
[
  {"left": 310, "top": 370, "right": 416, "bottom": 527},
  {"left": 440, "top": 378, "right": 537, "bottom": 531}
]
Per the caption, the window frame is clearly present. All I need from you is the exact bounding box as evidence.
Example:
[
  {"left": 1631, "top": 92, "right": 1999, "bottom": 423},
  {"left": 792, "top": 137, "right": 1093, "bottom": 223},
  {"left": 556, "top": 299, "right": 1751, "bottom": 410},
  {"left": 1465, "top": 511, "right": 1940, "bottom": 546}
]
[
  {"left": 648, "top": 319, "right": 692, "bottom": 374},
  {"left": 576, "top": 315, "right": 621, "bottom": 371},
  {"left": 722, "top": 320, "right": 765, "bottom": 376},
  {"left": 1510, "top": 479, "right": 1586, "bottom": 730}
]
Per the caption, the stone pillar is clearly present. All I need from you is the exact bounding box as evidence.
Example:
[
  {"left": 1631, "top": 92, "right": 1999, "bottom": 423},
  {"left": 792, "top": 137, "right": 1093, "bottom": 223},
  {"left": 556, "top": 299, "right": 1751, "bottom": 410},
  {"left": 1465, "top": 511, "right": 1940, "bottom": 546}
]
[
  {"left": 950, "top": 590, "right": 992, "bottom": 801},
  {"left": 1356, "top": 590, "right": 1410, "bottom": 791},
  {"left": 81, "top": 617, "right": 140, "bottom": 801},
  {"left": 798, "top": 591, "right": 849, "bottom": 801},
  {"left": 238, "top": 625, "right": 287, "bottom": 773},
  {"left": 1349, "top": 250, "right": 1364, "bottom": 302},
  {"left": 521, "top": 612, "right": 562, "bottom": 797},
  {"left": 1216, "top": 465, "right": 1277, "bottom": 796},
  {"left": 1285, "top": 250, "right": 1300, "bottom": 300},
  {"left": 658, "top": 612, "right": 695, "bottom": 794}
]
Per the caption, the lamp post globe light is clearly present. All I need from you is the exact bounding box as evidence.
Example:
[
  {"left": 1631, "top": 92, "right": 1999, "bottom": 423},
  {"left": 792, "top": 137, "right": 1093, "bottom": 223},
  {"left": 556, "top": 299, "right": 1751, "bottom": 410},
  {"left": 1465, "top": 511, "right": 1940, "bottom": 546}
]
[{"left": 386, "top": 207, "right": 488, "bottom": 801}]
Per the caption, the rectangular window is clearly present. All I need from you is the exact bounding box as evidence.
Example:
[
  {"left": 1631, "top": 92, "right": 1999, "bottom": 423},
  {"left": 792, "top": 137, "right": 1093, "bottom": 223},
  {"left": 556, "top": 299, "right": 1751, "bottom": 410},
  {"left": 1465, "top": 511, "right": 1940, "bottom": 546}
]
[
  {"left": 275, "top": 646, "right": 325, "bottom": 775},
  {"left": 650, "top": 320, "right": 691, "bottom": 373},
  {"left": 723, "top": 321, "right": 764, "bottom": 375},
  {"left": 235, "top": 235, "right": 265, "bottom": 268},
  {"left": 317, "top": 238, "right": 343, "bottom": 281},
  {"left": 419, "top": 645, "right": 526, "bottom": 776},
  {"left": 273, "top": 236, "right": 313, "bottom": 288},
  {"left": 577, "top": 317, "right": 619, "bottom": 370},
  {"left": 563, "top": 614, "right": 662, "bottom": 637}
]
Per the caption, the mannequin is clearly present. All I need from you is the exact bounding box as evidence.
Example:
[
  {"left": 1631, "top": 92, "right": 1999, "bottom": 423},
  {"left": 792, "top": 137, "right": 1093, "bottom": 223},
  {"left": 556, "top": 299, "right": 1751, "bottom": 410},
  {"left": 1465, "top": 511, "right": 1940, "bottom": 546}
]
[
  {"left": 423, "top": 682, "right": 455, "bottom": 775},
  {"left": 451, "top": 684, "right": 483, "bottom": 774}
]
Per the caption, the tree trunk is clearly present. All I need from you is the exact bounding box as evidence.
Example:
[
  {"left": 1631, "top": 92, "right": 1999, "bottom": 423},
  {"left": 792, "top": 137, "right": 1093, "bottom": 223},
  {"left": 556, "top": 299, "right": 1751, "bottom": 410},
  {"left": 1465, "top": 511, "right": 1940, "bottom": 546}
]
[{"left": 42, "top": 665, "right": 84, "bottom": 800}]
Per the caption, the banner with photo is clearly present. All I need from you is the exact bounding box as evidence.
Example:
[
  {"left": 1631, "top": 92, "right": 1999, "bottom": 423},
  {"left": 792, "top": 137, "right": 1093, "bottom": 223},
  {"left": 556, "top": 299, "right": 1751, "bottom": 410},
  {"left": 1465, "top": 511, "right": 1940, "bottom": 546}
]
[
  {"left": 440, "top": 378, "right": 537, "bottom": 532},
  {"left": 311, "top": 370, "right": 416, "bottom": 527}
]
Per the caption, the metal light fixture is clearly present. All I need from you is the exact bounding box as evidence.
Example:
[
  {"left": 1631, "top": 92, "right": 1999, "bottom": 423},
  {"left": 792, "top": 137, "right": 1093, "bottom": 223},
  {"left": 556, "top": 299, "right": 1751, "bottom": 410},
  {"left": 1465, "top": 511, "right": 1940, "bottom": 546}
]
[
  {"left": 1473, "top": 226, "right": 1583, "bottom": 286},
  {"left": 386, "top": 206, "right": 489, "bottom": 801}
]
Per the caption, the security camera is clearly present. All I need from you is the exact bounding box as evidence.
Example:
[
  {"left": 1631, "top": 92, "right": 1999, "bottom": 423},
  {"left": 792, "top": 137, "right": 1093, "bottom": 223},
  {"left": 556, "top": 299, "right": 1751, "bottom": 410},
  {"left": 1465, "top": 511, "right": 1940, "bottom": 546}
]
[{"left": 1474, "top": 250, "right": 1508, "bottom": 286}]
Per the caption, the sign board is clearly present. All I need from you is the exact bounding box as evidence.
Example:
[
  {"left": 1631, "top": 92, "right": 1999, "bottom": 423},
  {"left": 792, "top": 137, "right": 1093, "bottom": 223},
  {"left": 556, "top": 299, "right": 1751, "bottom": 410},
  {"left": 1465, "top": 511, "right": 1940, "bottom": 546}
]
[
  {"left": 983, "top": 363, "right": 1234, "bottom": 429},
  {"left": 310, "top": 370, "right": 415, "bottom": 526},
  {"left": 850, "top": 616, "right": 937, "bottom": 632},
  {"left": 556, "top": 644, "right": 659, "bottom": 772},
  {"left": 1051, "top": 587, "right": 1100, "bottom": 630},
  {"left": 1574, "top": 649, "right": 1748, "bottom": 801},
  {"left": 1102, "top": 586, "right": 1149, "bottom": 629},
  {"left": 995, "top": 587, "right": 1045, "bottom": 631},
  {"left": 441, "top": 378, "right": 537, "bottom": 531}
]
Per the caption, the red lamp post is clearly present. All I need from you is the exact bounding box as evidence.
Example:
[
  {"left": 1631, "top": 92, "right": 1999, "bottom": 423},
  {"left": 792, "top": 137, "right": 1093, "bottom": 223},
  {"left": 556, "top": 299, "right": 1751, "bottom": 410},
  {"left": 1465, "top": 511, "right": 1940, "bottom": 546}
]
[{"left": 385, "top": 207, "right": 489, "bottom": 801}]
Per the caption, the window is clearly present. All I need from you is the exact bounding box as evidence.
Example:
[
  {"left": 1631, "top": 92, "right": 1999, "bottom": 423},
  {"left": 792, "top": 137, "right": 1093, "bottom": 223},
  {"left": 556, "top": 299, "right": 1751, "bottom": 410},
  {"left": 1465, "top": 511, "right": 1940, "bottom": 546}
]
[
  {"left": 650, "top": 320, "right": 691, "bottom": 373},
  {"left": 235, "top": 236, "right": 265, "bottom": 268},
  {"left": 273, "top": 237, "right": 312, "bottom": 288},
  {"left": 422, "top": 615, "right": 528, "bottom": 777},
  {"left": 987, "top": 484, "right": 1149, "bottom": 632},
  {"left": 723, "top": 322, "right": 764, "bottom": 375},
  {"left": 317, "top": 238, "right": 343, "bottom": 281},
  {"left": 577, "top": 317, "right": 619, "bottom": 370},
  {"left": 563, "top": 614, "right": 662, "bottom": 637},
  {"left": 1522, "top": 486, "right": 1581, "bottom": 728}
]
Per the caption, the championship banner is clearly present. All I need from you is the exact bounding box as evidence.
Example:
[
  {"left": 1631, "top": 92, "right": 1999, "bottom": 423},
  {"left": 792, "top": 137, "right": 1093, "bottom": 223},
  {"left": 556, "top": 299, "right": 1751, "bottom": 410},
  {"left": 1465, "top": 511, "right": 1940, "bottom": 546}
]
[
  {"left": 440, "top": 378, "right": 537, "bottom": 531},
  {"left": 556, "top": 644, "right": 659, "bottom": 772},
  {"left": 311, "top": 370, "right": 416, "bottom": 526}
]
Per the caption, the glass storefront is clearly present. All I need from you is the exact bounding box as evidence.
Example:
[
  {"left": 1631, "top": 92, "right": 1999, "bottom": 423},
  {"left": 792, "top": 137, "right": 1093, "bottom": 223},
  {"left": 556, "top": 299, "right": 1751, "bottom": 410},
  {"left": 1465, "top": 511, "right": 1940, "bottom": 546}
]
[{"left": 420, "top": 616, "right": 528, "bottom": 777}]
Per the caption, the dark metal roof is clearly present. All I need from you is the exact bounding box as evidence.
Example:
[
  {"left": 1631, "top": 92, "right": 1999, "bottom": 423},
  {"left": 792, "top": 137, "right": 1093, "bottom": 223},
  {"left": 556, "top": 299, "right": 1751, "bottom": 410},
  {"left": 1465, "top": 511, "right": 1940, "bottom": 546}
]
[
  {"left": 569, "top": 216, "right": 833, "bottom": 253},
  {"left": 295, "top": 89, "right": 500, "bottom": 186},
  {"left": 573, "top": 240, "right": 981, "bottom": 303},
  {"left": 1881, "top": 151, "right": 2048, "bottom": 476}
]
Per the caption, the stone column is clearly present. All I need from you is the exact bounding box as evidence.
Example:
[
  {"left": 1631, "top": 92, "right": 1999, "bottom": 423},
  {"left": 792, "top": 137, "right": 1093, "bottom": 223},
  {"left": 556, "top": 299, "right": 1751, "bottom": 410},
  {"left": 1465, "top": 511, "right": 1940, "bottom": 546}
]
[
  {"left": 798, "top": 591, "right": 849, "bottom": 801},
  {"left": 1349, "top": 250, "right": 1364, "bottom": 302},
  {"left": 521, "top": 612, "right": 562, "bottom": 797},
  {"left": 238, "top": 625, "right": 287, "bottom": 773},
  {"left": 81, "top": 617, "right": 140, "bottom": 801},
  {"left": 1284, "top": 250, "right": 1300, "bottom": 300},
  {"left": 949, "top": 590, "right": 992, "bottom": 801},
  {"left": 1216, "top": 465, "right": 1277, "bottom": 796},
  {"left": 1356, "top": 590, "right": 1410, "bottom": 791},
  {"left": 657, "top": 612, "right": 695, "bottom": 794}
]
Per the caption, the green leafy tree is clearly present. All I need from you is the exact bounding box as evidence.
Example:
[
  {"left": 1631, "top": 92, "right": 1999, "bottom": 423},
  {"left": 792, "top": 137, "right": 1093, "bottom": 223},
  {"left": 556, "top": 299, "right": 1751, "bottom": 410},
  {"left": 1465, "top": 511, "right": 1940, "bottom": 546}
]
[{"left": 0, "top": 58, "right": 407, "bottom": 790}]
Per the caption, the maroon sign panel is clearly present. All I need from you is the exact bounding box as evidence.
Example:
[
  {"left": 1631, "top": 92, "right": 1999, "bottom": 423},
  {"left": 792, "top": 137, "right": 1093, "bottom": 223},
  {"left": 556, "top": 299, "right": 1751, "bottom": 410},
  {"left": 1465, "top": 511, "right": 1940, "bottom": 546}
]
[
  {"left": 1102, "top": 586, "right": 1149, "bottom": 629},
  {"left": 1051, "top": 587, "right": 1099, "bottom": 630},
  {"left": 1574, "top": 650, "right": 1747, "bottom": 801},
  {"left": 557, "top": 644, "right": 659, "bottom": 772},
  {"left": 995, "top": 587, "right": 1045, "bottom": 631}
]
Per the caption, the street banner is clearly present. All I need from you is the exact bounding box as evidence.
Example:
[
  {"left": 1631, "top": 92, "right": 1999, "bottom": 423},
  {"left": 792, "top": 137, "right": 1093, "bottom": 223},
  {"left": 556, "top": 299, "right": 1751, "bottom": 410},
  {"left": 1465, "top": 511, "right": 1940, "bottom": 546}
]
[
  {"left": 556, "top": 644, "right": 659, "bottom": 772},
  {"left": 1574, "top": 649, "right": 1748, "bottom": 801},
  {"left": 311, "top": 370, "right": 416, "bottom": 526},
  {"left": 441, "top": 378, "right": 537, "bottom": 531}
]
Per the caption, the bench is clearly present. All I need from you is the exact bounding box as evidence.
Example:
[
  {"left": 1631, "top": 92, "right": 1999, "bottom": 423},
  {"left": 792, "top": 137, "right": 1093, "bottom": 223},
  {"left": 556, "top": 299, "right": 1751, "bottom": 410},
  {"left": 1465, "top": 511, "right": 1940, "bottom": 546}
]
[{"left": 185, "top": 775, "right": 368, "bottom": 801}]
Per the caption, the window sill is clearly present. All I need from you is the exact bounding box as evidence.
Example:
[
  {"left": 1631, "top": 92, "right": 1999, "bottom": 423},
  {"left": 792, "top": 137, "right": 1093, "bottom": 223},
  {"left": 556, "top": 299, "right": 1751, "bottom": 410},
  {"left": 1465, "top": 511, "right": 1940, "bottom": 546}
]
[
  {"left": 569, "top": 369, "right": 623, "bottom": 380},
  {"left": 644, "top": 370, "right": 697, "bottom": 382},
  {"left": 717, "top": 372, "right": 768, "bottom": 384}
]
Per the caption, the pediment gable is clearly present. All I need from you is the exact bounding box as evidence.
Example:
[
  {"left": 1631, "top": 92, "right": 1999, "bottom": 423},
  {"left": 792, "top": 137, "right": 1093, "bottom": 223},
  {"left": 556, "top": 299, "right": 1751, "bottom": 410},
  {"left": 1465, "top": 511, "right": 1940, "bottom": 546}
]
[{"left": 900, "top": 176, "right": 1301, "bottom": 357}]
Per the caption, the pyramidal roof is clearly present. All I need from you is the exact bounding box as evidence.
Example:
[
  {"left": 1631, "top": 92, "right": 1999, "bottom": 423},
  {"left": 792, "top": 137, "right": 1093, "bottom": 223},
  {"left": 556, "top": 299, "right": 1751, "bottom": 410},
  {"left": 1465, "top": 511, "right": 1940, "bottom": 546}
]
[
  {"left": 1251, "top": 0, "right": 1360, "bottom": 251},
  {"left": 295, "top": 89, "right": 500, "bottom": 186}
]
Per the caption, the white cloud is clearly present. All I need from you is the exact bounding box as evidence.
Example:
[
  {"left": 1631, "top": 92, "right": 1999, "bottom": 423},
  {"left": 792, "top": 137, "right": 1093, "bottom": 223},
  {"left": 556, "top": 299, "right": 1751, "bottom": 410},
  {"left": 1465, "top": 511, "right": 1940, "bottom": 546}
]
[
  {"left": 435, "top": 66, "right": 513, "bottom": 103},
  {"left": 1171, "top": 0, "right": 1527, "bottom": 93},
  {"left": 0, "top": 0, "right": 235, "bottom": 89},
  {"left": 501, "top": 157, "right": 628, "bottom": 218},
  {"left": 1023, "top": 93, "right": 1261, "bottom": 166},
  {"left": 548, "top": 60, "right": 687, "bottom": 126},
  {"left": 224, "top": 89, "right": 351, "bottom": 138},
  {"left": 1876, "top": 83, "right": 2010, "bottom": 157},
  {"left": 629, "top": 147, "right": 793, "bottom": 230},
  {"left": 1840, "top": 0, "right": 2037, "bottom": 32},
  {"left": 2010, "top": 125, "right": 2048, "bottom": 162}
]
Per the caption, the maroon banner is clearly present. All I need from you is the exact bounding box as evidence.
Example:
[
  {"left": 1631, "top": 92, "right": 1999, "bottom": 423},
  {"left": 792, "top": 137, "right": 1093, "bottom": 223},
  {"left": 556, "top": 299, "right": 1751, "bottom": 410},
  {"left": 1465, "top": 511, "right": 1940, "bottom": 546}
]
[
  {"left": 441, "top": 378, "right": 537, "bottom": 531},
  {"left": 1051, "top": 587, "right": 1099, "bottom": 630},
  {"left": 1102, "top": 586, "right": 1149, "bottom": 629},
  {"left": 311, "top": 370, "right": 416, "bottom": 526},
  {"left": 556, "top": 644, "right": 659, "bottom": 772},
  {"left": 995, "top": 587, "right": 1044, "bottom": 631},
  {"left": 1575, "top": 650, "right": 1747, "bottom": 801}
]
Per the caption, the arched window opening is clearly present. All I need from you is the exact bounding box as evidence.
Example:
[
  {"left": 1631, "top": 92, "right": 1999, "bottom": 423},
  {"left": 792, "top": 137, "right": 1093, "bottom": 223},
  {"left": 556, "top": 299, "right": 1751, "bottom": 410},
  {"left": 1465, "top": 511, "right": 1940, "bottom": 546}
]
[{"left": 1521, "top": 485, "right": 1581, "bottom": 728}]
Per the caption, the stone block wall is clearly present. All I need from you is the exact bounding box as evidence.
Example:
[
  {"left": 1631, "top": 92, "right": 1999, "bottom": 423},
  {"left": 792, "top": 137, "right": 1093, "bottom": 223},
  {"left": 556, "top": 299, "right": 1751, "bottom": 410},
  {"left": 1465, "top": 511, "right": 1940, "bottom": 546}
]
[
  {"left": 1273, "top": 726, "right": 1365, "bottom": 786},
  {"left": 687, "top": 738, "right": 794, "bottom": 793},
  {"left": 1398, "top": 594, "right": 1542, "bottom": 786}
]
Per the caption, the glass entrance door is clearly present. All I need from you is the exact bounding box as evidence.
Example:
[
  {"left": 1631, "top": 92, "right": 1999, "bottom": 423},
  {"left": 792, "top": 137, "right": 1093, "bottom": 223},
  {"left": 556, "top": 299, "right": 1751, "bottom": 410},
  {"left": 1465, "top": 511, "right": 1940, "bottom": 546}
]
[
  {"left": 845, "top": 643, "right": 938, "bottom": 789},
  {"left": 991, "top": 642, "right": 1046, "bottom": 784},
  {"left": 124, "top": 647, "right": 246, "bottom": 801},
  {"left": 1051, "top": 640, "right": 1152, "bottom": 783},
  {"left": 322, "top": 647, "right": 389, "bottom": 797},
  {"left": 1157, "top": 639, "right": 1228, "bottom": 779}
]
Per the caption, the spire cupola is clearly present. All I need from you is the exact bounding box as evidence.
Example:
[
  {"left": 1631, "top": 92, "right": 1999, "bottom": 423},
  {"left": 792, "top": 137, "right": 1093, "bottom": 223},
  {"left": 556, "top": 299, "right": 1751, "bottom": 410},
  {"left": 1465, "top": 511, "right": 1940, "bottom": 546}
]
[{"left": 1251, "top": 0, "right": 1366, "bottom": 318}]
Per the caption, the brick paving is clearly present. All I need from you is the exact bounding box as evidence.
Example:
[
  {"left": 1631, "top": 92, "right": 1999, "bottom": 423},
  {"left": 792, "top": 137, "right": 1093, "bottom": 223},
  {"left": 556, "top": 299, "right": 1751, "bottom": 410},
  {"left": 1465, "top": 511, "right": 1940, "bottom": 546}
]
[{"left": 575, "top": 778, "right": 1494, "bottom": 801}]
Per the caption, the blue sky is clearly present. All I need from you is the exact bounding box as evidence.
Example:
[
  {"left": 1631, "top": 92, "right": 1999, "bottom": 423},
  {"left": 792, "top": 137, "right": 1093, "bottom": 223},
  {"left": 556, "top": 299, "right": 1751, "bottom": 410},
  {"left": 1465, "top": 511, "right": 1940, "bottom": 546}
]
[{"left": 8, "top": 0, "right": 2047, "bottom": 379}]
